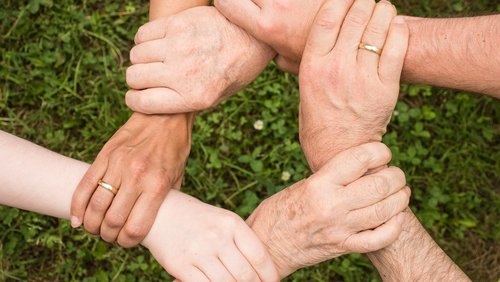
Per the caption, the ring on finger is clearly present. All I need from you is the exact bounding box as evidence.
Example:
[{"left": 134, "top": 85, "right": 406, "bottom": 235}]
[
  {"left": 98, "top": 180, "right": 119, "bottom": 195},
  {"left": 358, "top": 43, "right": 383, "bottom": 55}
]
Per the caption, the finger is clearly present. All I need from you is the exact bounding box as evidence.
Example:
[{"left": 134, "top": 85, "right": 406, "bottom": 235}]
[
  {"left": 70, "top": 153, "right": 108, "bottom": 228},
  {"left": 176, "top": 266, "right": 210, "bottom": 282},
  {"left": 126, "top": 88, "right": 199, "bottom": 115},
  {"left": 274, "top": 56, "right": 300, "bottom": 74},
  {"left": 129, "top": 39, "right": 169, "bottom": 64},
  {"left": 100, "top": 181, "right": 141, "bottom": 243},
  {"left": 315, "top": 142, "right": 392, "bottom": 186},
  {"left": 116, "top": 189, "right": 167, "bottom": 248},
  {"left": 134, "top": 17, "right": 170, "bottom": 44},
  {"left": 83, "top": 172, "right": 121, "bottom": 235},
  {"left": 379, "top": 16, "right": 409, "bottom": 83},
  {"left": 196, "top": 259, "right": 235, "bottom": 282},
  {"left": 303, "top": 0, "right": 354, "bottom": 58},
  {"left": 126, "top": 63, "right": 178, "bottom": 90},
  {"left": 219, "top": 245, "right": 260, "bottom": 282},
  {"left": 336, "top": 0, "right": 376, "bottom": 53},
  {"left": 348, "top": 187, "right": 411, "bottom": 231},
  {"left": 357, "top": 0, "right": 396, "bottom": 70},
  {"left": 344, "top": 211, "right": 406, "bottom": 253},
  {"left": 342, "top": 166, "right": 406, "bottom": 209},
  {"left": 234, "top": 225, "right": 280, "bottom": 281},
  {"left": 214, "top": 0, "right": 261, "bottom": 34}
]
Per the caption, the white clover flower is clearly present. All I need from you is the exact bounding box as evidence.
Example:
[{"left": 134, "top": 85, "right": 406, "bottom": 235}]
[
  {"left": 393, "top": 110, "right": 400, "bottom": 116},
  {"left": 281, "top": 171, "right": 291, "bottom": 181},
  {"left": 253, "top": 120, "right": 264, "bottom": 130}
]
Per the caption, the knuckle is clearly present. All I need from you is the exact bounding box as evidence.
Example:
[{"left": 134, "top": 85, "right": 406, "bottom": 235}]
[
  {"left": 374, "top": 201, "right": 390, "bottom": 223},
  {"left": 257, "top": 17, "right": 277, "bottom": 34},
  {"left": 315, "top": 8, "right": 339, "bottom": 30},
  {"left": 220, "top": 212, "right": 241, "bottom": 229},
  {"left": 236, "top": 271, "right": 258, "bottom": 282},
  {"left": 365, "top": 24, "right": 386, "bottom": 37},
  {"left": 135, "top": 26, "right": 147, "bottom": 43},
  {"left": 350, "top": 146, "right": 372, "bottom": 165},
  {"left": 370, "top": 175, "right": 390, "bottom": 197},
  {"left": 123, "top": 223, "right": 148, "bottom": 240},
  {"left": 104, "top": 212, "right": 127, "bottom": 229},
  {"left": 391, "top": 166, "right": 406, "bottom": 183},
  {"left": 190, "top": 95, "right": 214, "bottom": 111},
  {"left": 89, "top": 194, "right": 110, "bottom": 212},
  {"left": 345, "top": 11, "right": 367, "bottom": 27},
  {"left": 129, "top": 159, "right": 148, "bottom": 175},
  {"left": 359, "top": 238, "right": 375, "bottom": 253}
]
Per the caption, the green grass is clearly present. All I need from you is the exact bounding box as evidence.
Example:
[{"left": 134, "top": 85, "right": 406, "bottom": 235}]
[{"left": 1, "top": 0, "right": 499, "bottom": 281}]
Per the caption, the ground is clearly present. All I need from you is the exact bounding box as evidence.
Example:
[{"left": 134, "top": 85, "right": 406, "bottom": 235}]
[{"left": 0, "top": 0, "right": 499, "bottom": 281}]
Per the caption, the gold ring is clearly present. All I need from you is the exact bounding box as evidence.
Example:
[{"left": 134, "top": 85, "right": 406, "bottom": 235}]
[
  {"left": 359, "top": 43, "right": 383, "bottom": 55},
  {"left": 98, "top": 180, "right": 119, "bottom": 195}
]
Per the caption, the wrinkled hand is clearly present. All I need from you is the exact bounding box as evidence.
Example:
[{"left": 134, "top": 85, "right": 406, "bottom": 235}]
[
  {"left": 215, "top": 0, "right": 328, "bottom": 72},
  {"left": 142, "top": 190, "right": 279, "bottom": 282},
  {"left": 299, "top": 0, "right": 409, "bottom": 171},
  {"left": 71, "top": 113, "right": 193, "bottom": 247},
  {"left": 125, "top": 6, "right": 275, "bottom": 114},
  {"left": 247, "top": 143, "right": 410, "bottom": 277}
]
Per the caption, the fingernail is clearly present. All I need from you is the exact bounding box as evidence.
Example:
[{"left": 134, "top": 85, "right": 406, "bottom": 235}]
[
  {"left": 71, "top": 216, "right": 81, "bottom": 228},
  {"left": 394, "top": 16, "right": 406, "bottom": 24}
]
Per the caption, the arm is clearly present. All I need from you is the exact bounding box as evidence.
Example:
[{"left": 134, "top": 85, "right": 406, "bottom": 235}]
[
  {"left": 215, "top": 0, "right": 500, "bottom": 97},
  {"left": 367, "top": 212, "right": 470, "bottom": 281},
  {"left": 295, "top": 1, "right": 470, "bottom": 280},
  {"left": 0, "top": 130, "right": 408, "bottom": 280},
  {"left": 402, "top": 15, "right": 500, "bottom": 97},
  {"left": 0, "top": 130, "right": 279, "bottom": 281},
  {"left": 70, "top": 0, "right": 209, "bottom": 248}
]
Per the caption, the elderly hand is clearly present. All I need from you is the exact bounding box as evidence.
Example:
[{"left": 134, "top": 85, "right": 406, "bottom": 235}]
[
  {"left": 215, "top": 0, "right": 328, "bottom": 72},
  {"left": 298, "top": 0, "right": 409, "bottom": 171},
  {"left": 142, "top": 189, "right": 279, "bottom": 282},
  {"left": 247, "top": 143, "right": 410, "bottom": 278},
  {"left": 125, "top": 6, "right": 275, "bottom": 114},
  {"left": 70, "top": 113, "right": 193, "bottom": 247}
]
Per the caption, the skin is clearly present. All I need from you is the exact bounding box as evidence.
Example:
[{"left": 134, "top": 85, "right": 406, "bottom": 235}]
[
  {"left": 0, "top": 130, "right": 279, "bottom": 281},
  {"left": 246, "top": 143, "right": 410, "bottom": 277},
  {"left": 296, "top": 0, "right": 470, "bottom": 280},
  {"left": 125, "top": 6, "right": 275, "bottom": 114},
  {"left": 70, "top": 0, "right": 212, "bottom": 248},
  {"left": 0, "top": 131, "right": 408, "bottom": 280},
  {"left": 215, "top": 0, "right": 500, "bottom": 97}
]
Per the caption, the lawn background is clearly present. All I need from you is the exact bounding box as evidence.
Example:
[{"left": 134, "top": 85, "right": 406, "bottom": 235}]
[{"left": 0, "top": 0, "right": 499, "bottom": 281}]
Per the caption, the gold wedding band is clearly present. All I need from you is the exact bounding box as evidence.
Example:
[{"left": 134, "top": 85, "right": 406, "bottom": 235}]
[
  {"left": 98, "top": 180, "right": 119, "bottom": 195},
  {"left": 359, "top": 43, "right": 383, "bottom": 55}
]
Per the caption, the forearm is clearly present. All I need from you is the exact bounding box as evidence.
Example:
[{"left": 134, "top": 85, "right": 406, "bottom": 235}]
[
  {"left": 402, "top": 15, "right": 500, "bottom": 97},
  {"left": 0, "top": 130, "right": 189, "bottom": 248},
  {"left": 367, "top": 210, "right": 469, "bottom": 281},
  {"left": 0, "top": 130, "right": 87, "bottom": 218}
]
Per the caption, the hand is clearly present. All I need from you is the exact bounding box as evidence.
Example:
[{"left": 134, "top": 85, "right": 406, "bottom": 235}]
[
  {"left": 215, "top": 0, "right": 328, "bottom": 73},
  {"left": 298, "top": 0, "right": 409, "bottom": 171},
  {"left": 142, "top": 190, "right": 280, "bottom": 282},
  {"left": 247, "top": 143, "right": 410, "bottom": 278},
  {"left": 125, "top": 6, "right": 275, "bottom": 114},
  {"left": 71, "top": 113, "right": 193, "bottom": 247}
]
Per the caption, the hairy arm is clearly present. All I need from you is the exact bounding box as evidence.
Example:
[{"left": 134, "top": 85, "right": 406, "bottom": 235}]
[
  {"left": 368, "top": 211, "right": 470, "bottom": 281},
  {"left": 403, "top": 15, "right": 500, "bottom": 98}
]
